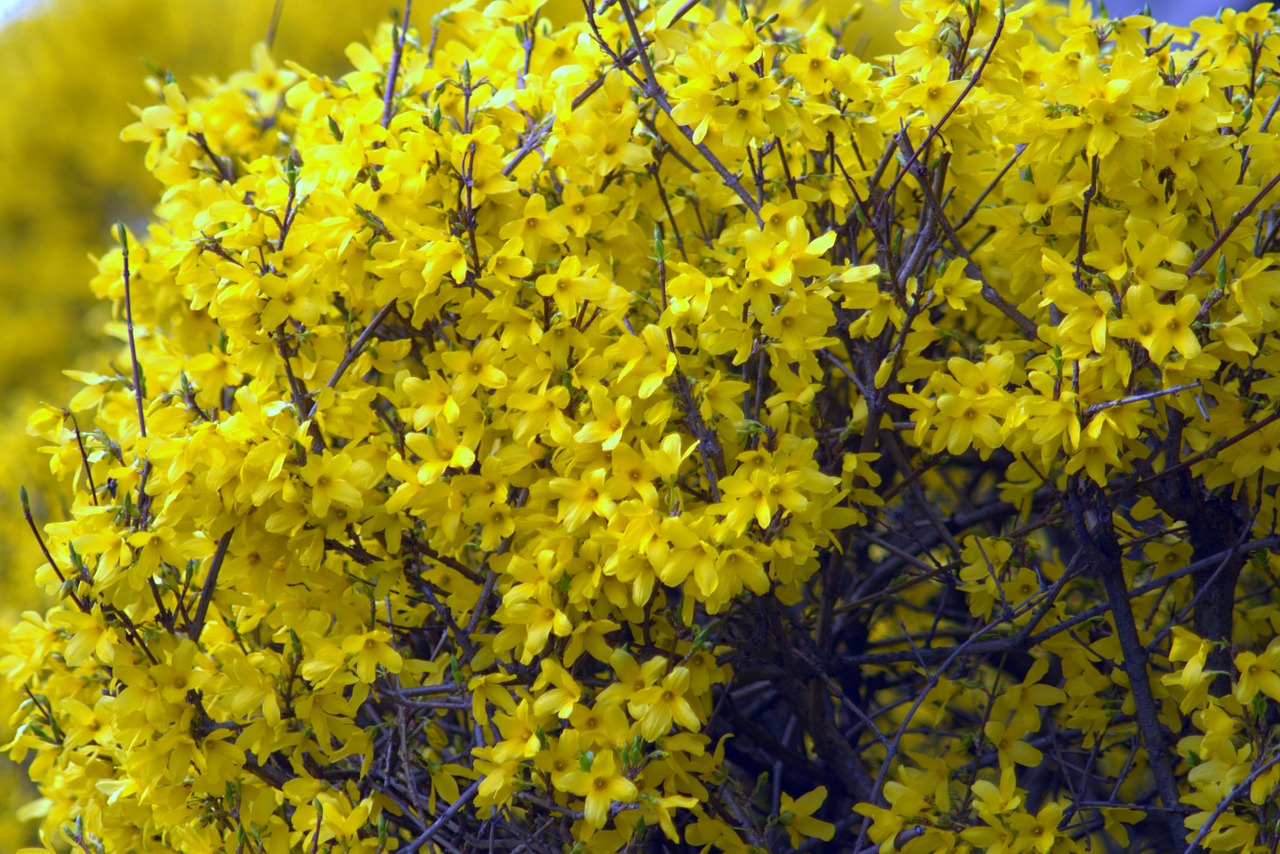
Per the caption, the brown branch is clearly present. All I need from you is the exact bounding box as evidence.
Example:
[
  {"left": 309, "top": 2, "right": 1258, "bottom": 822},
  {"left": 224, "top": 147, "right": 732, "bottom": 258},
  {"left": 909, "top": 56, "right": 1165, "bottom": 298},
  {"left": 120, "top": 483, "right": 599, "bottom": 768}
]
[
  {"left": 187, "top": 529, "right": 234, "bottom": 642},
  {"left": 191, "top": 132, "right": 236, "bottom": 184},
  {"left": 117, "top": 224, "right": 148, "bottom": 442},
  {"left": 20, "top": 486, "right": 86, "bottom": 612},
  {"left": 1183, "top": 750, "right": 1280, "bottom": 854},
  {"left": 1186, "top": 169, "right": 1280, "bottom": 278},
  {"left": 896, "top": 135, "right": 1037, "bottom": 336},
  {"left": 401, "top": 780, "right": 480, "bottom": 853},
  {"left": 593, "top": 0, "right": 763, "bottom": 225},
  {"left": 874, "top": 1, "right": 1007, "bottom": 220},
  {"left": 306, "top": 298, "right": 399, "bottom": 424},
  {"left": 570, "top": 0, "right": 702, "bottom": 111},
  {"left": 1066, "top": 477, "right": 1187, "bottom": 846},
  {"left": 382, "top": 2, "right": 414, "bottom": 129}
]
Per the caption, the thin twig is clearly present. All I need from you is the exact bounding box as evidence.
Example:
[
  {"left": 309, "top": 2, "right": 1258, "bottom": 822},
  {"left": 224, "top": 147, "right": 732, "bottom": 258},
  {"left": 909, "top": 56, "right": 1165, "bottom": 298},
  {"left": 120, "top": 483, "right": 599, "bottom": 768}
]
[
  {"left": 306, "top": 299, "right": 399, "bottom": 424},
  {"left": 1183, "top": 750, "right": 1280, "bottom": 853},
  {"left": 874, "top": 0, "right": 1007, "bottom": 220},
  {"left": 382, "top": 2, "right": 415, "bottom": 129},
  {"left": 117, "top": 224, "right": 155, "bottom": 525},
  {"left": 266, "top": 0, "right": 286, "bottom": 50},
  {"left": 402, "top": 780, "right": 481, "bottom": 853},
  {"left": 1186, "top": 170, "right": 1280, "bottom": 278},
  {"left": 65, "top": 411, "right": 99, "bottom": 505},
  {"left": 191, "top": 133, "right": 237, "bottom": 183},
  {"left": 594, "top": 0, "right": 763, "bottom": 224},
  {"left": 117, "top": 224, "right": 147, "bottom": 442},
  {"left": 895, "top": 134, "right": 1036, "bottom": 336},
  {"left": 1084, "top": 382, "right": 1203, "bottom": 420},
  {"left": 20, "top": 487, "right": 86, "bottom": 611},
  {"left": 501, "top": 111, "right": 556, "bottom": 177},
  {"left": 851, "top": 610, "right": 1011, "bottom": 850},
  {"left": 570, "top": 0, "right": 703, "bottom": 111},
  {"left": 188, "top": 529, "right": 234, "bottom": 642}
]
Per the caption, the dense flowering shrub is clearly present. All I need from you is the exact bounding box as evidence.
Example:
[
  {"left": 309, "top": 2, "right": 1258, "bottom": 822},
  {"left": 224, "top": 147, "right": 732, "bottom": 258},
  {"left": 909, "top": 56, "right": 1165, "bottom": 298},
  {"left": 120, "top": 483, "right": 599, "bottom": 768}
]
[
  {"left": 9, "top": 0, "right": 1280, "bottom": 850},
  {"left": 0, "top": 0, "right": 398, "bottom": 406},
  {"left": 0, "top": 2, "right": 403, "bottom": 848}
]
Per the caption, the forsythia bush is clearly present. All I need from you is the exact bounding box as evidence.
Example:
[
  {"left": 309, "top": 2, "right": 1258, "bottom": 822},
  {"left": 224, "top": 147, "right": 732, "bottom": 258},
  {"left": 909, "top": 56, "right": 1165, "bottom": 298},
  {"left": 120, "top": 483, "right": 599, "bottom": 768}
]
[
  {"left": 0, "top": 0, "right": 401, "bottom": 406},
  {"left": 9, "top": 0, "right": 1280, "bottom": 850},
  {"left": 0, "top": 2, "right": 409, "bottom": 848}
]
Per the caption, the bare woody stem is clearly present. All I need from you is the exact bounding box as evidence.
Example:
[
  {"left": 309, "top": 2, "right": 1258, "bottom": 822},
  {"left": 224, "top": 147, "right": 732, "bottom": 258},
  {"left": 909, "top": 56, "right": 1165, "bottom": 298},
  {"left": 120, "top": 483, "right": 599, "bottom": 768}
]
[
  {"left": 402, "top": 780, "right": 480, "bottom": 852},
  {"left": 1183, "top": 751, "right": 1280, "bottom": 854},
  {"left": 20, "top": 486, "right": 86, "bottom": 612},
  {"left": 655, "top": 229, "right": 726, "bottom": 499},
  {"left": 65, "top": 410, "right": 99, "bottom": 505},
  {"left": 266, "top": 0, "right": 286, "bottom": 50},
  {"left": 117, "top": 223, "right": 147, "bottom": 442},
  {"left": 20, "top": 488, "right": 162, "bottom": 664},
  {"left": 117, "top": 223, "right": 155, "bottom": 527},
  {"left": 382, "top": 1, "right": 414, "bottom": 129},
  {"left": 502, "top": 111, "right": 557, "bottom": 177},
  {"left": 187, "top": 529, "right": 234, "bottom": 642},
  {"left": 570, "top": 0, "right": 702, "bottom": 111},
  {"left": 598, "top": 0, "right": 764, "bottom": 226},
  {"left": 307, "top": 298, "right": 399, "bottom": 424},
  {"left": 875, "top": 0, "right": 1008, "bottom": 220},
  {"left": 191, "top": 132, "right": 236, "bottom": 184},
  {"left": 1129, "top": 405, "right": 1280, "bottom": 495},
  {"left": 895, "top": 133, "right": 1037, "bottom": 337},
  {"left": 1186, "top": 169, "right": 1280, "bottom": 278},
  {"left": 852, "top": 609, "right": 1012, "bottom": 850},
  {"left": 1083, "top": 382, "right": 1202, "bottom": 420},
  {"left": 1066, "top": 477, "right": 1187, "bottom": 846}
]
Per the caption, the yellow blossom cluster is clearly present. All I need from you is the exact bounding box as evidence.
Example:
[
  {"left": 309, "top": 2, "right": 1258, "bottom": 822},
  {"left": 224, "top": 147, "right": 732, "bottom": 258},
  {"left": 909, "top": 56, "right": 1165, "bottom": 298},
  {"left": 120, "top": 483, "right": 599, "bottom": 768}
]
[
  {"left": 0, "top": 0, "right": 404, "bottom": 407},
  {"left": 0, "top": 2, "right": 412, "bottom": 849},
  {"left": 8, "top": 0, "right": 1280, "bottom": 851}
]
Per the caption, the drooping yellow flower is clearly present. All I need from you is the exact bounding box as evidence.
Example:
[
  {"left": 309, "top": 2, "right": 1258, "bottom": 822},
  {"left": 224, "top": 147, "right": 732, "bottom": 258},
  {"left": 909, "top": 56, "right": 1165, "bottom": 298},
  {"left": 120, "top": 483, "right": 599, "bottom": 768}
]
[
  {"left": 1234, "top": 637, "right": 1280, "bottom": 704},
  {"left": 559, "top": 749, "right": 638, "bottom": 829},
  {"left": 778, "top": 786, "right": 836, "bottom": 848}
]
